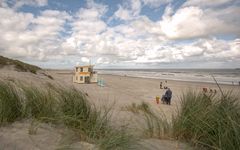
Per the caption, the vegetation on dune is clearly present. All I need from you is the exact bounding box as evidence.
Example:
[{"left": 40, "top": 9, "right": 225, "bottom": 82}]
[
  {"left": 0, "top": 81, "right": 23, "bottom": 124},
  {"left": 0, "top": 55, "right": 41, "bottom": 74},
  {"left": 173, "top": 91, "right": 240, "bottom": 150},
  {"left": 125, "top": 91, "right": 240, "bottom": 150},
  {"left": 23, "top": 86, "right": 58, "bottom": 120},
  {"left": 0, "top": 80, "right": 140, "bottom": 150},
  {"left": 124, "top": 102, "right": 171, "bottom": 139}
]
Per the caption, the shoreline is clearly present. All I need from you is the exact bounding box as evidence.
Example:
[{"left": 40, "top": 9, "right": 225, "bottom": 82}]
[{"left": 99, "top": 73, "right": 239, "bottom": 87}]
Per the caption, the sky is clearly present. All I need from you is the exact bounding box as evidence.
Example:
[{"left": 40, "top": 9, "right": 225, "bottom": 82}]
[{"left": 0, "top": 0, "right": 239, "bottom": 69}]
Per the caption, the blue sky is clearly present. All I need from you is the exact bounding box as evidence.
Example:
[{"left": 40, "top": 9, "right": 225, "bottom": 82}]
[{"left": 0, "top": 0, "right": 239, "bottom": 69}]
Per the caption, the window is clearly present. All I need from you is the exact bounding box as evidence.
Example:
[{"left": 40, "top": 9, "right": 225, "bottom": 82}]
[
  {"left": 76, "top": 68, "right": 78, "bottom": 72},
  {"left": 80, "top": 76, "right": 83, "bottom": 81},
  {"left": 80, "top": 67, "right": 83, "bottom": 72},
  {"left": 88, "top": 67, "right": 92, "bottom": 72}
]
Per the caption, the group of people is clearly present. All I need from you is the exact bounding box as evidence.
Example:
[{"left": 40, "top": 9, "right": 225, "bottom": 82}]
[{"left": 159, "top": 80, "right": 168, "bottom": 89}]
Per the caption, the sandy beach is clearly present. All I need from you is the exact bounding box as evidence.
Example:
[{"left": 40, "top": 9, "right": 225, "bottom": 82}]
[
  {"left": 0, "top": 69, "right": 239, "bottom": 150},
  {"left": 1, "top": 69, "right": 238, "bottom": 117},
  {"left": 50, "top": 70, "right": 240, "bottom": 118}
]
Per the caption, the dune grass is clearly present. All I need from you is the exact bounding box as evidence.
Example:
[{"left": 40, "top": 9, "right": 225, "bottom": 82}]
[
  {"left": 0, "top": 55, "right": 41, "bottom": 74},
  {"left": 59, "top": 88, "right": 110, "bottom": 140},
  {"left": 0, "top": 80, "right": 139, "bottom": 149},
  {"left": 173, "top": 91, "right": 240, "bottom": 150},
  {"left": 97, "top": 126, "right": 141, "bottom": 150},
  {"left": 124, "top": 102, "right": 171, "bottom": 139},
  {"left": 122, "top": 102, "right": 151, "bottom": 114},
  {"left": 0, "top": 81, "right": 23, "bottom": 124},
  {"left": 58, "top": 88, "right": 140, "bottom": 149},
  {"left": 23, "top": 86, "right": 58, "bottom": 121},
  {"left": 125, "top": 91, "right": 240, "bottom": 150}
]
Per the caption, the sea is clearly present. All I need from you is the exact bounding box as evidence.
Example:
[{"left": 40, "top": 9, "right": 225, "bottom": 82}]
[{"left": 97, "top": 69, "right": 240, "bottom": 85}]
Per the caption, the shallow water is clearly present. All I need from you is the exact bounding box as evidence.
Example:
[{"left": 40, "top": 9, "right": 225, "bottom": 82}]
[{"left": 97, "top": 69, "right": 240, "bottom": 85}]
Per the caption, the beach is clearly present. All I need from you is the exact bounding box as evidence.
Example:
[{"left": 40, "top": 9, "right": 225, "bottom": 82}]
[
  {"left": 52, "top": 70, "right": 240, "bottom": 119},
  {"left": 1, "top": 68, "right": 238, "bottom": 119},
  {"left": 0, "top": 69, "right": 239, "bottom": 150}
]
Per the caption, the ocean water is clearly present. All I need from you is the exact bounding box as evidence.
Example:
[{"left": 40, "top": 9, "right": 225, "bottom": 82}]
[{"left": 97, "top": 69, "right": 240, "bottom": 85}]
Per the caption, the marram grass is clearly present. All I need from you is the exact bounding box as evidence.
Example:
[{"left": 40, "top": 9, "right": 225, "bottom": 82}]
[
  {"left": 173, "top": 91, "right": 240, "bottom": 150},
  {"left": 0, "top": 81, "right": 23, "bottom": 124},
  {"left": 0, "top": 80, "right": 139, "bottom": 149},
  {"left": 126, "top": 91, "right": 240, "bottom": 150}
]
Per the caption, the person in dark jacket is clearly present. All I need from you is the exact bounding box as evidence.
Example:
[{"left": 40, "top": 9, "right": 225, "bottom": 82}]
[{"left": 165, "top": 88, "right": 172, "bottom": 105}]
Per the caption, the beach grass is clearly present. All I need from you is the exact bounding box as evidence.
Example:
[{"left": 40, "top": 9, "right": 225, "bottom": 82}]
[
  {"left": 23, "top": 86, "right": 58, "bottom": 121},
  {"left": 122, "top": 102, "right": 151, "bottom": 114},
  {"left": 173, "top": 91, "right": 240, "bottom": 150},
  {"left": 125, "top": 91, "right": 240, "bottom": 150},
  {"left": 0, "top": 81, "right": 23, "bottom": 125},
  {"left": 59, "top": 88, "right": 110, "bottom": 140},
  {"left": 124, "top": 102, "right": 171, "bottom": 139},
  {"left": 0, "top": 80, "right": 139, "bottom": 149},
  {"left": 0, "top": 55, "right": 41, "bottom": 74},
  {"left": 97, "top": 126, "right": 141, "bottom": 150}
]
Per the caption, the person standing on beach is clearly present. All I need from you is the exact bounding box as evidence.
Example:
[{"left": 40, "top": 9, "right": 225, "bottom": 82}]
[
  {"left": 165, "top": 88, "right": 172, "bottom": 105},
  {"left": 160, "top": 82, "right": 163, "bottom": 89}
]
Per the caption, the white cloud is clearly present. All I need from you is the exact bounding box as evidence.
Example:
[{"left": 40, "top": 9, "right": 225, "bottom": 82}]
[
  {"left": 0, "top": 0, "right": 239, "bottom": 68},
  {"left": 159, "top": 5, "right": 240, "bottom": 39},
  {"left": 114, "top": 6, "right": 133, "bottom": 21},
  {"left": 181, "top": 45, "right": 204, "bottom": 57},
  {"left": 81, "top": 57, "right": 90, "bottom": 63},
  {"left": 113, "top": 0, "right": 142, "bottom": 21},
  {"left": 0, "top": 6, "right": 71, "bottom": 61}
]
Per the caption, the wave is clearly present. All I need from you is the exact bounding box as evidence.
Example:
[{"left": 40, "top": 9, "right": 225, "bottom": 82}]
[{"left": 98, "top": 69, "right": 240, "bottom": 85}]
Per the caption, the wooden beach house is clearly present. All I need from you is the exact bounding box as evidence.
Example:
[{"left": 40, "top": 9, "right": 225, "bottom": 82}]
[{"left": 73, "top": 65, "right": 98, "bottom": 84}]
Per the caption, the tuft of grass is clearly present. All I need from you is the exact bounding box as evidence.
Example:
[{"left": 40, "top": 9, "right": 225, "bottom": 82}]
[
  {"left": 125, "top": 102, "right": 171, "bottom": 139},
  {"left": 122, "top": 102, "right": 151, "bottom": 114},
  {"left": 97, "top": 126, "right": 141, "bottom": 150},
  {"left": 58, "top": 87, "right": 141, "bottom": 149},
  {"left": 59, "top": 88, "right": 105, "bottom": 139},
  {"left": 173, "top": 91, "right": 240, "bottom": 150},
  {"left": 0, "top": 81, "right": 23, "bottom": 125},
  {"left": 23, "top": 86, "right": 58, "bottom": 121}
]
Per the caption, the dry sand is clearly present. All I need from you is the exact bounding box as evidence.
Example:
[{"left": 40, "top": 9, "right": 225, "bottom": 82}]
[
  {"left": 0, "top": 69, "right": 239, "bottom": 150},
  {"left": 52, "top": 70, "right": 240, "bottom": 119}
]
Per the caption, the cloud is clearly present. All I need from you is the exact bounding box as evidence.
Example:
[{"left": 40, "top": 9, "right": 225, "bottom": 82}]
[
  {"left": 0, "top": 5, "right": 71, "bottom": 61},
  {"left": 113, "top": 6, "right": 133, "bottom": 21},
  {"left": 0, "top": 0, "right": 239, "bottom": 68},
  {"left": 159, "top": 5, "right": 240, "bottom": 39},
  {"left": 113, "top": 0, "right": 141, "bottom": 21},
  {"left": 81, "top": 57, "right": 90, "bottom": 63}
]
